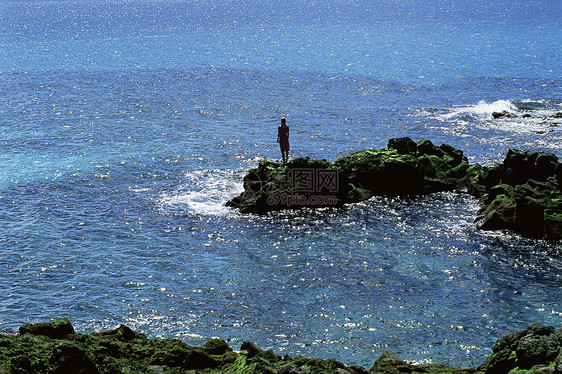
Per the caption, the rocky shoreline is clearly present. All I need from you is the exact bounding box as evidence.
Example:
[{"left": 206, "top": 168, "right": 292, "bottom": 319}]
[
  {"left": 226, "top": 137, "right": 562, "bottom": 239},
  {"left": 1, "top": 319, "right": 562, "bottom": 373}
]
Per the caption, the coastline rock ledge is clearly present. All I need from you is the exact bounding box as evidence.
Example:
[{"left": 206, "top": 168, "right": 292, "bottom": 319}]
[
  {"left": 2, "top": 319, "right": 562, "bottom": 373},
  {"left": 226, "top": 137, "right": 562, "bottom": 240},
  {"left": 227, "top": 137, "right": 471, "bottom": 213},
  {"left": 472, "top": 148, "right": 562, "bottom": 239}
]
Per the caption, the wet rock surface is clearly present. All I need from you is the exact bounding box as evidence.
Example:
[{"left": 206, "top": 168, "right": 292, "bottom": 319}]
[
  {"left": 227, "top": 137, "right": 561, "bottom": 240},
  {"left": 473, "top": 149, "right": 562, "bottom": 239},
  {"left": 3, "top": 320, "right": 562, "bottom": 373},
  {"left": 227, "top": 137, "right": 471, "bottom": 214},
  {"left": 478, "top": 323, "right": 562, "bottom": 374}
]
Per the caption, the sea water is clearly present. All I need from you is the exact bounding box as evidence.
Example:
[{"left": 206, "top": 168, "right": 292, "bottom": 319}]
[{"left": 0, "top": 0, "right": 561, "bottom": 368}]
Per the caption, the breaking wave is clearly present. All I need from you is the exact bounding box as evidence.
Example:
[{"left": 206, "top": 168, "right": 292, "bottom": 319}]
[
  {"left": 440, "top": 99, "right": 562, "bottom": 122},
  {"left": 442, "top": 100, "right": 518, "bottom": 121},
  {"left": 158, "top": 169, "right": 244, "bottom": 216}
]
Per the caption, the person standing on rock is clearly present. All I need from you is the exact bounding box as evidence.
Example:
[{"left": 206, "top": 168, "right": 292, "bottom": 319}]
[{"left": 277, "top": 117, "right": 290, "bottom": 163}]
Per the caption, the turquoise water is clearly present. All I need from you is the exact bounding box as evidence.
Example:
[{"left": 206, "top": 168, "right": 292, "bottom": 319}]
[{"left": 1, "top": 0, "right": 561, "bottom": 368}]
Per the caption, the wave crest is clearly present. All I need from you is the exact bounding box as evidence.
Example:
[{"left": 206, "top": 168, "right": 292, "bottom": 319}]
[{"left": 444, "top": 100, "right": 518, "bottom": 121}]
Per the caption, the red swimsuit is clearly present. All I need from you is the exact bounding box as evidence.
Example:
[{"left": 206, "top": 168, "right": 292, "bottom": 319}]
[{"left": 278, "top": 126, "right": 290, "bottom": 152}]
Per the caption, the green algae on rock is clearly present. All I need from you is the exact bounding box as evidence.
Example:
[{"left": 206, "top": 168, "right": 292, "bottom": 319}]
[
  {"left": 19, "top": 318, "right": 75, "bottom": 340},
  {"left": 334, "top": 137, "right": 470, "bottom": 198},
  {"left": 0, "top": 319, "right": 365, "bottom": 373},
  {"left": 473, "top": 149, "right": 562, "bottom": 239},
  {"left": 226, "top": 157, "right": 347, "bottom": 214},
  {"left": 227, "top": 137, "right": 562, "bottom": 240},
  {"left": 368, "top": 350, "right": 475, "bottom": 374},
  {"left": 2, "top": 319, "right": 562, "bottom": 373},
  {"left": 478, "top": 323, "right": 562, "bottom": 374},
  {"left": 226, "top": 137, "right": 472, "bottom": 214}
]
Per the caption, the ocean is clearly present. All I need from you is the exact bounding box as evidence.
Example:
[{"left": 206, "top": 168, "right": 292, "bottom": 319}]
[{"left": 0, "top": 0, "right": 561, "bottom": 368}]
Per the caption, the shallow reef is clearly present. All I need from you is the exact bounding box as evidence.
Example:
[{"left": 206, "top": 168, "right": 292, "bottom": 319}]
[{"left": 2, "top": 319, "right": 562, "bottom": 373}]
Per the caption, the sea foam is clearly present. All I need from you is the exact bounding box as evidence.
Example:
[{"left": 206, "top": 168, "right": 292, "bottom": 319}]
[
  {"left": 444, "top": 100, "right": 518, "bottom": 121},
  {"left": 159, "top": 169, "right": 244, "bottom": 216}
]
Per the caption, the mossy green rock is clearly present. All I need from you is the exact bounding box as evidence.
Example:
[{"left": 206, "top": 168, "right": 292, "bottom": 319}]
[
  {"left": 227, "top": 137, "right": 472, "bottom": 213},
  {"left": 474, "top": 149, "right": 561, "bottom": 239},
  {"left": 478, "top": 323, "right": 562, "bottom": 374},
  {"left": 331, "top": 137, "right": 469, "bottom": 196},
  {"left": 544, "top": 209, "right": 562, "bottom": 240},
  {"left": 227, "top": 137, "right": 561, "bottom": 238},
  {"left": 1, "top": 319, "right": 369, "bottom": 373},
  {"left": 4, "top": 319, "right": 562, "bottom": 373},
  {"left": 368, "top": 350, "right": 475, "bottom": 374},
  {"left": 475, "top": 184, "right": 516, "bottom": 230},
  {"left": 226, "top": 157, "right": 346, "bottom": 213},
  {"left": 19, "top": 318, "right": 75, "bottom": 339}
]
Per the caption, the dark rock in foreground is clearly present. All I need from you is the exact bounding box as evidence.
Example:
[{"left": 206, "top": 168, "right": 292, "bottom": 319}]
[
  {"left": 2, "top": 319, "right": 562, "bottom": 373},
  {"left": 492, "top": 111, "right": 517, "bottom": 119},
  {"left": 227, "top": 137, "right": 561, "bottom": 240},
  {"left": 369, "top": 350, "right": 475, "bottom": 374},
  {"left": 478, "top": 322, "right": 562, "bottom": 374}
]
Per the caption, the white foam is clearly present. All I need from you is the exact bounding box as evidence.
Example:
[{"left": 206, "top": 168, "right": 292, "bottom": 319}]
[
  {"left": 159, "top": 169, "right": 244, "bottom": 216},
  {"left": 443, "top": 100, "right": 518, "bottom": 121}
]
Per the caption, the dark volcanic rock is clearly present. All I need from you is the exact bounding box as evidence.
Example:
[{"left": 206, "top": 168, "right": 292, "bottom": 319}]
[
  {"left": 202, "top": 337, "right": 233, "bottom": 355},
  {"left": 368, "top": 350, "right": 475, "bottom": 374},
  {"left": 50, "top": 342, "right": 99, "bottom": 374},
  {"left": 19, "top": 318, "right": 75, "bottom": 339},
  {"left": 227, "top": 138, "right": 471, "bottom": 213},
  {"left": 334, "top": 137, "right": 470, "bottom": 197},
  {"left": 492, "top": 111, "right": 517, "bottom": 119},
  {"left": 479, "top": 323, "right": 562, "bottom": 373},
  {"left": 226, "top": 157, "right": 347, "bottom": 213},
  {"left": 3, "top": 319, "right": 562, "bottom": 373},
  {"left": 227, "top": 137, "right": 561, "bottom": 238},
  {"left": 3, "top": 319, "right": 368, "bottom": 373},
  {"left": 474, "top": 149, "right": 562, "bottom": 239},
  {"left": 502, "top": 149, "right": 558, "bottom": 185},
  {"left": 241, "top": 341, "right": 265, "bottom": 358},
  {"left": 474, "top": 184, "right": 516, "bottom": 230}
]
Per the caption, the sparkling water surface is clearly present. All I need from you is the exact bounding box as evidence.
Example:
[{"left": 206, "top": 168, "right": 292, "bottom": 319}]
[{"left": 1, "top": 0, "right": 561, "bottom": 368}]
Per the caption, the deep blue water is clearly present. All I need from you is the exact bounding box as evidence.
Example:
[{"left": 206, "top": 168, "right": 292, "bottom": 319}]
[{"left": 1, "top": 0, "right": 561, "bottom": 368}]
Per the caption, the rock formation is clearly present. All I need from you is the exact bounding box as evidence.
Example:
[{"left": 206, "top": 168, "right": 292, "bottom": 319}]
[
  {"left": 227, "top": 137, "right": 562, "bottom": 240},
  {"left": 472, "top": 149, "right": 562, "bottom": 239},
  {"left": 227, "top": 137, "right": 471, "bottom": 213},
  {"left": 2, "top": 319, "right": 562, "bottom": 373}
]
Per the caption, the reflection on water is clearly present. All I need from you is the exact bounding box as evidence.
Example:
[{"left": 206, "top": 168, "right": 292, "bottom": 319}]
[{"left": 0, "top": 40, "right": 561, "bottom": 369}]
